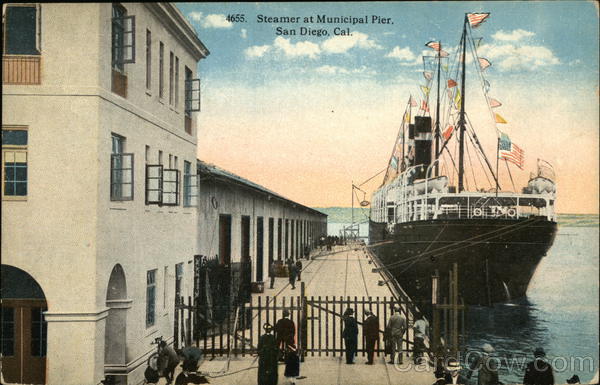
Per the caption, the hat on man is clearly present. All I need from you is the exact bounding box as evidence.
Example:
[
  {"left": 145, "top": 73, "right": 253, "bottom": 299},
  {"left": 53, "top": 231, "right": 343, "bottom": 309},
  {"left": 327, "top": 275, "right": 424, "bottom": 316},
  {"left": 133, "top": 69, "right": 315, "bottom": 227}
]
[
  {"left": 394, "top": 305, "right": 401, "bottom": 311},
  {"left": 446, "top": 359, "right": 461, "bottom": 372},
  {"left": 534, "top": 347, "right": 546, "bottom": 357},
  {"left": 344, "top": 308, "right": 354, "bottom": 316},
  {"left": 566, "top": 375, "right": 580, "bottom": 384},
  {"left": 283, "top": 309, "right": 290, "bottom": 317},
  {"left": 364, "top": 310, "right": 372, "bottom": 316},
  {"left": 482, "top": 343, "right": 495, "bottom": 354}
]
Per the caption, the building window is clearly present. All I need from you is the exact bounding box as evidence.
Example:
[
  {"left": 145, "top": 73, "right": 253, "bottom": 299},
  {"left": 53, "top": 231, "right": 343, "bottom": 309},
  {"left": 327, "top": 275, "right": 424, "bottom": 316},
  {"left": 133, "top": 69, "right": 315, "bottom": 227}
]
[
  {"left": 146, "top": 269, "right": 157, "bottom": 327},
  {"left": 169, "top": 51, "right": 174, "bottom": 105},
  {"left": 183, "top": 160, "right": 198, "bottom": 207},
  {"left": 111, "top": 4, "right": 135, "bottom": 72},
  {"left": 0, "top": 306, "right": 15, "bottom": 356},
  {"left": 145, "top": 164, "right": 179, "bottom": 206},
  {"left": 110, "top": 134, "right": 133, "bottom": 201},
  {"left": 2, "top": 127, "right": 28, "bottom": 200},
  {"left": 159, "top": 42, "right": 164, "bottom": 99},
  {"left": 31, "top": 307, "right": 47, "bottom": 357},
  {"left": 3, "top": 4, "right": 41, "bottom": 55},
  {"left": 145, "top": 29, "right": 151, "bottom": 91},
  {"left": 175, "top": 56, "right": 180, "bottom": 108}
]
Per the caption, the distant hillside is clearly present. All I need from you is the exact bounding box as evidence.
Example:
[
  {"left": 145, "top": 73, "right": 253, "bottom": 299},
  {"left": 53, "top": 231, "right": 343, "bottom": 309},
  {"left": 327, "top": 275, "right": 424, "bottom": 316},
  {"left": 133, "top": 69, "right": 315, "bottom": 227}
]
[
  {"left": 313, "top": 207, "right": 598, "bottom": 227},
  {"left": 312, "top": 207, "right": 370, "bottom": 223}
]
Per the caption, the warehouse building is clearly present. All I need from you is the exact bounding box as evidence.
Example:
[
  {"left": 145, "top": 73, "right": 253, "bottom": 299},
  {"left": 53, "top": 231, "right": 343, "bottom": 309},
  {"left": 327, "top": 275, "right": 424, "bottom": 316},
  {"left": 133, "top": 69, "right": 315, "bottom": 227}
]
[{"left": 196, "top": 160, "right": 327, "bottom": 304}]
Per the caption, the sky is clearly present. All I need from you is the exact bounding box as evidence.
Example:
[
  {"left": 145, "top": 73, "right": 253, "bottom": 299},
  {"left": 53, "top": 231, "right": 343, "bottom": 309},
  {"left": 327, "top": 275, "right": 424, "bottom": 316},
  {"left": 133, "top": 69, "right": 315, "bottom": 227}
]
[{"left": 176, "top": 1, "right": 599, "bottom": 213}]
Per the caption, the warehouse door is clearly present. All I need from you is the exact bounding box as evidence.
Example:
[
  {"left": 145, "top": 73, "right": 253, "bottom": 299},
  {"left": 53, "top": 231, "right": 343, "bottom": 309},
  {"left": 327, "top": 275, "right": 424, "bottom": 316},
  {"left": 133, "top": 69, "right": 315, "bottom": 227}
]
[{"left": 256, "top": 217, "right": 264, "bottom": 282}]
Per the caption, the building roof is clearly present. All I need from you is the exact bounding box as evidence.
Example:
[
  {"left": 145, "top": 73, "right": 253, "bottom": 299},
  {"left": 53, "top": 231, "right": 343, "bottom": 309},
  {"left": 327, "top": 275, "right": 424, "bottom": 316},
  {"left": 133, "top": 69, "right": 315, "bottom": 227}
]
[{"left": 197, "top": 160, "right": 327, "bottom": 217}]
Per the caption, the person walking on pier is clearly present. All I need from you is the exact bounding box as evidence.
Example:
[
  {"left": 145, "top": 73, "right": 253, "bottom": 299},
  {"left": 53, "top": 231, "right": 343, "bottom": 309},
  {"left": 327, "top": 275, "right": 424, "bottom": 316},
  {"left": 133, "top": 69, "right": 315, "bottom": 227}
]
[
  {"left": 466, "top": 343, "right": 499, "bottom": 385},
  {"left": 523, "top": 347, "right": 554, "bottom": 385},
  {"left": 269, "top": 261, "right": 277, "bottom": 289},
  {"left": 275, "top": 310, "right": 296, "bottom": 357},
  {"left": 413, "top": 312, "right": 429, "bottom": 364},
  {"left": 295, "top": 259, "right": 303, "bottom": 281},
  {"left": 286, "top": 259, "right": 297, "bottom": 289},
  {"left": 158, "top": 340, "right": 180, "bottom": 385},
  {"left": 342, "top": 308, "right": 359, "bottom": 364},
  {"left": 363, "top": 310, "right": 379, "bottom": 365},
  {"left": 386, "top": 305, "right": 406, "bottom": 364}
]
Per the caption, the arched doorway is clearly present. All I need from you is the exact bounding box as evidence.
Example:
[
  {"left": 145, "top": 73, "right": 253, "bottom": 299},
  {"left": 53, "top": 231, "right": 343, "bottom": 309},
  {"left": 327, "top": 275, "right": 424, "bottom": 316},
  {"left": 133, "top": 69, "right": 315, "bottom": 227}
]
[
  {"left": 0, "top": 264, "right": 48, "bottom": 384},
  {"left": 104, "top": 264, "right": 131, "bottom": 381}
]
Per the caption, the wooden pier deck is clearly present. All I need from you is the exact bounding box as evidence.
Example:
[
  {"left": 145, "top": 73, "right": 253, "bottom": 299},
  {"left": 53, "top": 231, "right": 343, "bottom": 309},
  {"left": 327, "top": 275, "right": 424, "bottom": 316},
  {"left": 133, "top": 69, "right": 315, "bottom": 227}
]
[{"left": 162, "top": 243, "right": 439, "bottom": 385}]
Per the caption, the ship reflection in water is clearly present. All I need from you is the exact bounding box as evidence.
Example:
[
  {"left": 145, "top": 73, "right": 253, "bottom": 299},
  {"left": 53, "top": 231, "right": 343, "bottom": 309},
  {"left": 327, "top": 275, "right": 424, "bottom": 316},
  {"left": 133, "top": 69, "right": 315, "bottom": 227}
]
[{"left": 463, "top": 225, "right": 599, "bottom": 385}]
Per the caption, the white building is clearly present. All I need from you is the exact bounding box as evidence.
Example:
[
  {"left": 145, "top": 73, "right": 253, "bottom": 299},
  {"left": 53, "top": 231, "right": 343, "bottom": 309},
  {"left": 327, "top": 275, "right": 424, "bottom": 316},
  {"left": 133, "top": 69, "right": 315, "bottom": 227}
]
[{"left": 1, "top": 3, "right": 208, "bottom": 384}]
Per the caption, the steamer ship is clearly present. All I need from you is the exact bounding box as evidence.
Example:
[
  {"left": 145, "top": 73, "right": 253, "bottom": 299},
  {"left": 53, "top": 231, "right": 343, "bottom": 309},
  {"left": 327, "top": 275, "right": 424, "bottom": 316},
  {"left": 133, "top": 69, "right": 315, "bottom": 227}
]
[{"left": 368, "top": 13, "right": 557, "bottom": 305}]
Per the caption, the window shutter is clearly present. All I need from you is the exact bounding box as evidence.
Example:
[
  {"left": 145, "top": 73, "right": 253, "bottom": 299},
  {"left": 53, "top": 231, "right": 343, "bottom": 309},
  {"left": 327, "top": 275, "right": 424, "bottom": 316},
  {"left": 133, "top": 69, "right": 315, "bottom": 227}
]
[
  {"left": 186, "top": 174, "right": 198, "bottom": 207},
  {"left": 162, "top": 169, "right": 179, "bottom": 206},
  {"left": 185, "top": 78, "right": 201, "bottom": 112},
  {"left": 110, "top": 153, "right": 134, "bottom": 201},
  {"left": 146, "top": 164, "right": 163, "bottom": 205},
  {"left": 112, "top": 15, "right": 136, "bottom": 65}
]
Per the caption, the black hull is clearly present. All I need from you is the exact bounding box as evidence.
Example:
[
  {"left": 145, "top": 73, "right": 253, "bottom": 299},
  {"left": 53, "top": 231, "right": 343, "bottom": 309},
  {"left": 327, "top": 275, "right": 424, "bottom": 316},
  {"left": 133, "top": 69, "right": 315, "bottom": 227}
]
[{"left": 369, "top": 217, "right": 557, "bottom": 306}]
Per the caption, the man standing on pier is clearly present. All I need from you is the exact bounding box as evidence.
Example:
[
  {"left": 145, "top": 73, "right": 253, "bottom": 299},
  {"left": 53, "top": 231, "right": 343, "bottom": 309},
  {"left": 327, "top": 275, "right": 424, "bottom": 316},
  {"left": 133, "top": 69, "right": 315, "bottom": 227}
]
[
  {"left": 287, "top": 259, "right": 297, "bottom": 289},
  {"left": 275, "top": 310, "right": 296, "bottom": 358},
  {"left": 269, "top": 261, "right": 277, "bottom": 289},
  {"left": 523, "top": 347, "right": 554, "bottom": 385},
  {"left": 386, "top": 305, "right": 406, "bottom": 364},
  {"left": 342, "top": 308, "right": 359, "bottom": 364},
  {"left": 466, "top": 343, "right": 499, "bottom": 385},
  {"left": 363, "top": 310, "right": 379, "bottom": 365}
]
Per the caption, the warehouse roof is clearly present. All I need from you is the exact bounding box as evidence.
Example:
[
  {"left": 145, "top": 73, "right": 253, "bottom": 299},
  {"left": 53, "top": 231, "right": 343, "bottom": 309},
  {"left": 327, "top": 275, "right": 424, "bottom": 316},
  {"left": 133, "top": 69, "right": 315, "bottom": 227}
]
[{"left": 197, "top": 160, "right": 327, "bottom": 217}]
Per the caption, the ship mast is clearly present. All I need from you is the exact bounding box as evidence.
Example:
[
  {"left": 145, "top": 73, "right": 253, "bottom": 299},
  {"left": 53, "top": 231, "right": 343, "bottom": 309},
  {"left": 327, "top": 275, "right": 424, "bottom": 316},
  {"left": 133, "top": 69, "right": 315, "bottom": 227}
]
[
  {"left": 458, "top": 16, "right": 467, "bottom": 192},
  {"left": 434, "top": 42, "right": 441, "bottom": 177}
]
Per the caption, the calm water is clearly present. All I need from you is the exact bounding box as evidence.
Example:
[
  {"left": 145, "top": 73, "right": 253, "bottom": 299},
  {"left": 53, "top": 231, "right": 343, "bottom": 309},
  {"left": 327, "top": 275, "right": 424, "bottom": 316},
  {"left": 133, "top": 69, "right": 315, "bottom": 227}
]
[
  {"left": 329, "top": 222, "right": 599, "bottom": 384},
  {"left": 464, "top": 225, "right": 599, "bottom": 384}
]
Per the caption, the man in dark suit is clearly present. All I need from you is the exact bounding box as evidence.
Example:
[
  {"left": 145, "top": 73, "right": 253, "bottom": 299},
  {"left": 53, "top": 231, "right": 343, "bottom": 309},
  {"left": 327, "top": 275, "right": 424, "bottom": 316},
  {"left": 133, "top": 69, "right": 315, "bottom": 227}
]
[
  {"left": 523, "top": 347, "right": 554, "bottom": 385},
  {"left": 363, "top": 310, "right": 379, "bottom": 365},
  {"left": 275, "top": 309, "right": 296, "bottom": 355},
  {"left": 342, "top": 308, "right": 359, "bottom": 364}
]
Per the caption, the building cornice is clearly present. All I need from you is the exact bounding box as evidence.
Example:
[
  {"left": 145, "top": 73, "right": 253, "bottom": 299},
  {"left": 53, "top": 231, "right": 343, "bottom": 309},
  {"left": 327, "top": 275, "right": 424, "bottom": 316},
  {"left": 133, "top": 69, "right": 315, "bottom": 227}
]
[{"left": 145, "top": 3, "right": 210, "bottom": 62}]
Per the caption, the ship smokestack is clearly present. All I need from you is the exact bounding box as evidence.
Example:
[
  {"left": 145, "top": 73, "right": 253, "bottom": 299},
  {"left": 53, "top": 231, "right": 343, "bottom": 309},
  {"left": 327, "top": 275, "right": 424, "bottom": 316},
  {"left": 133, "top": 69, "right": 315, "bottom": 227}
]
[{"left": 414, "top": 116, "right": 432, "bottom": 179}]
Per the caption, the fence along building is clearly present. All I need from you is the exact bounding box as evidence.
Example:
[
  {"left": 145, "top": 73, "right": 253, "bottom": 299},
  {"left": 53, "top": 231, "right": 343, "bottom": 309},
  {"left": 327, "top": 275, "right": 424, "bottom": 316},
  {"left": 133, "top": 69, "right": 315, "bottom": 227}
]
[
  {"left": 1, "top": 3, "right": 208, "bottom": 384},
  {"left": 197, "top": 160, "right": 327, "bottom": 304}
]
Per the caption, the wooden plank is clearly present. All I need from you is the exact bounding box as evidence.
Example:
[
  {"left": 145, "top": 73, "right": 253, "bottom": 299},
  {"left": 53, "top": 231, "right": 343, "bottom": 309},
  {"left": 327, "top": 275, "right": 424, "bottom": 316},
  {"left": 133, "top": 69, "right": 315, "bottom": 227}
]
[
  {"left": 318, "top": 296, "right": 322, "bottom": 357},
  {"left": 325, "top": 296, "right": 329, "bottom": 356},
  {"left": 332, "top": 296, "right": 336, "bottom": 357},
  {"left": 310, "top": 296, "right": 315, "bottom": 356}
]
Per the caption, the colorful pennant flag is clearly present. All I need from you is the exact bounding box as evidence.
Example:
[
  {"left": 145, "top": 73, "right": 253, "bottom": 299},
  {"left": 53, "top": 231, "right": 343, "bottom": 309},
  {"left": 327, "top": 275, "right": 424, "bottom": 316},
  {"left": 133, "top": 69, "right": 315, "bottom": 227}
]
[
  {"left": 420, "top": 85, "right": 430, "bottom": 96},
  {"left": 390, "top": 156, "right": 399, "bottom": 170},
  {"left": 495, "top": 113, "right": 507, "bottom": 124},
  {"left": 423, "top": 71, "right": 433, "bottom": 81},
  {"left": 426, "top": 41, "right": 441, "bottom": 51},
  {"left": 447, "top": 79, "right": 457, "bottom": 88},
  {"left": 454, "top": 89, "right": 462, "bottom": 109},
  {"left": 483, "top": 79, "right": 491, "bottom": 93},
  {"left": 442, "top": 64, "right": 449, "bottom": 72},
  {"left": 439, "top": 50, "right": 449, "bottom": 57},
  {"left": 467, "top": 13, "right": 490, "bottom": 28},
  {"left": 442, "top": 125, "right": 454, "bottom": 140},
  {"left": 474, "top": 37, "right": 483, "bottom": 49},
  {"left": 499, "top": 132, "right": 524, "bottom": 169},
  {"left": 410, "top": 95, "right": 418, "bottom": 107},
  {"left": 421, "top": 100, "right": 430, "bottom": 112},
  {"left": 488, "top": 98, "right": 502, "bottom": 108},
  {"left": 479, "top": 57, "right": 492, "bottom": 71},
  {"left": 404, "top": 110, "right": 411, "bottom": 122}
]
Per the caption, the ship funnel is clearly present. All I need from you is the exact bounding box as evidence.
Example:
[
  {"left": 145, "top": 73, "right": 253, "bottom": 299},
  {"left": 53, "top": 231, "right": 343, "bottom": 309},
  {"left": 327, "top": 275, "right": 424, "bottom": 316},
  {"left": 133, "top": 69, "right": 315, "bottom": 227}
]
[{"left": 414, "top": 116, "right": 432, "bottom": 179}]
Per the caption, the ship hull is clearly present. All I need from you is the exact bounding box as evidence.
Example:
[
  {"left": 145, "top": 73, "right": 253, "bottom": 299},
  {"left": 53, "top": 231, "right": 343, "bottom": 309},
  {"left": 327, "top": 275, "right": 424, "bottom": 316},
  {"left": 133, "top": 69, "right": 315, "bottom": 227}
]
[{"left": 369, "top": 217, "right": 557, "bottom": 306}]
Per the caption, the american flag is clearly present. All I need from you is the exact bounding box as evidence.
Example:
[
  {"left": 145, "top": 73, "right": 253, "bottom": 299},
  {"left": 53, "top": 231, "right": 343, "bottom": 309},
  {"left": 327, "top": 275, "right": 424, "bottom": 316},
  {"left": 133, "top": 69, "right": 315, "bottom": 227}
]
[
  {"left": 499, "top": 132, "right": 524, "bottom": 169},
  {"left": 426, "top": 41, "right": 441, "bottom": 51},
  {"left": 467, "top": 13, "right": 490, "bottom": 28}
]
